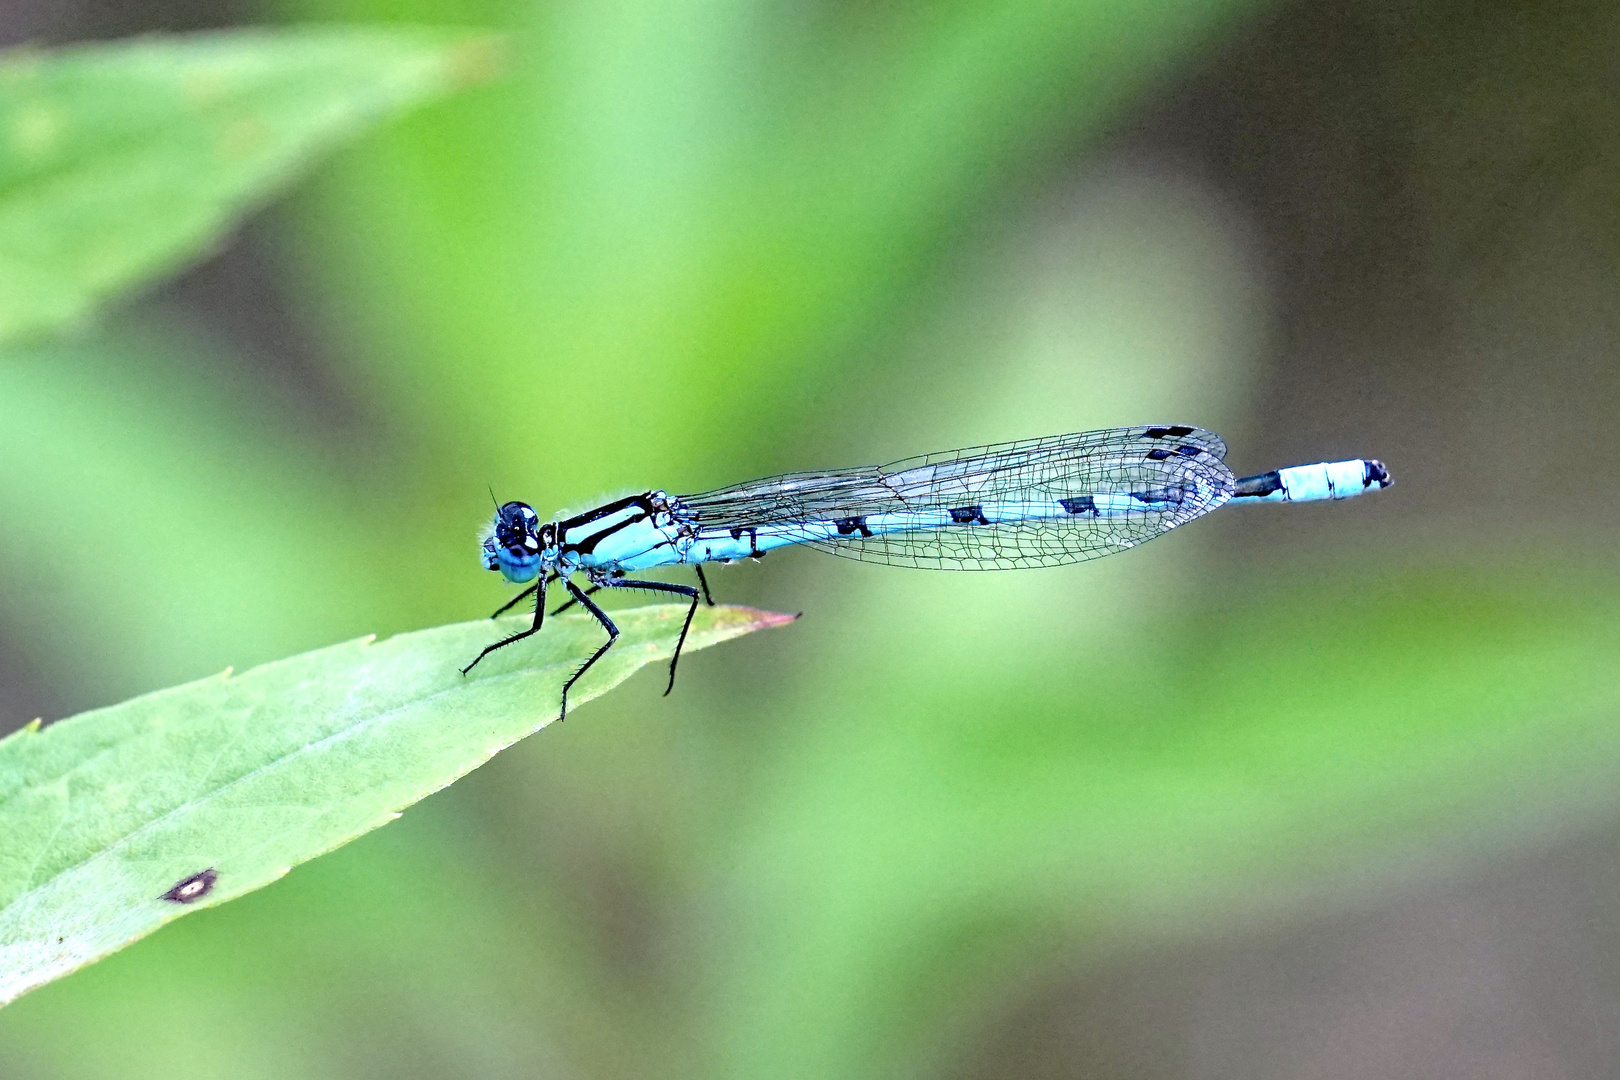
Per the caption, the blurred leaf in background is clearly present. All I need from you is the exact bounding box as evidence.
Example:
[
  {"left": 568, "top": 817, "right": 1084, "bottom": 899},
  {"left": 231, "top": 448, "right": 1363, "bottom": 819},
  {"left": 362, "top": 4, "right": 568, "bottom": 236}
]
[
  {"left": 0, "top": 26, "right": 497, "bottom": 343},
  {"left": 0, "top": 26, "right": 498, "bottom": 711},
  {"left": 2, "top": 0, "right": 1620, "bottom": 1077}
]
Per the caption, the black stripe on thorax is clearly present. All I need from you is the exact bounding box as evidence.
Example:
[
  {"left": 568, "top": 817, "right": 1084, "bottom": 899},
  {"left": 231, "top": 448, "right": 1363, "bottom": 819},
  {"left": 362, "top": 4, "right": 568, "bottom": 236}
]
[
  {"left": 558, "top": 493, "right": 655, "bottom": 532},
  {"left": 559, "top": 493, "right": 657, "bottom": 556}
]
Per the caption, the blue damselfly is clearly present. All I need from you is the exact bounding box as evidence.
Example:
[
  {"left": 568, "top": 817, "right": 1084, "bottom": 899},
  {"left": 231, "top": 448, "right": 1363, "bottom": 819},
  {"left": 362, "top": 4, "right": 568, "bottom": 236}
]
[{"left": 467, "top": 425, "right": 1392, "bottom": 716}]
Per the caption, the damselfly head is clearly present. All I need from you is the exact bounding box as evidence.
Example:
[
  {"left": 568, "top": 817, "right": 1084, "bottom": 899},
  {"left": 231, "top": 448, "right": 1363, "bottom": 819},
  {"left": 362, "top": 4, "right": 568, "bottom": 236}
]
[{"left": 485, "top": 501, "right": 545, "bottom": 583}]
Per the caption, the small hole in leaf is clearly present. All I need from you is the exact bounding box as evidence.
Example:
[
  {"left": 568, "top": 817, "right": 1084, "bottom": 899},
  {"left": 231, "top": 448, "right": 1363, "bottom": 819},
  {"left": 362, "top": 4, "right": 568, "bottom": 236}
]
[{"left": 161, "top": 868, "right": 218, "bottom": 904}]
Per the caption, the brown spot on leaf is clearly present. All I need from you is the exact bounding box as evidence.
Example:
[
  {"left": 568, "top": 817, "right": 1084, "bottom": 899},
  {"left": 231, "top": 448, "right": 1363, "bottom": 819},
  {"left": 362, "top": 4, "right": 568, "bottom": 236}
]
[{"left": 160, "top": 868, "right": 218, "bottom": 904}]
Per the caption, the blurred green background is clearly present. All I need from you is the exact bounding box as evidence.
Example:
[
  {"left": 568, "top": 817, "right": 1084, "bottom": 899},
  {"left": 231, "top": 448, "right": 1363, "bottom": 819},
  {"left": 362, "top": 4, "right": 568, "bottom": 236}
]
[{"left": 3, "top": 0, "right": 1620, "bottom": 1076}]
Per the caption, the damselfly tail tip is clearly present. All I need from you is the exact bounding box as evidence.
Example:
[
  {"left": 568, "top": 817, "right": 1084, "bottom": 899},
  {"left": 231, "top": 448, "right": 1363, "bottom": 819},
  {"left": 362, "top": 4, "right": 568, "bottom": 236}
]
[{"left": 1365, "top": 459, "right": 1393, "bottom": 489}]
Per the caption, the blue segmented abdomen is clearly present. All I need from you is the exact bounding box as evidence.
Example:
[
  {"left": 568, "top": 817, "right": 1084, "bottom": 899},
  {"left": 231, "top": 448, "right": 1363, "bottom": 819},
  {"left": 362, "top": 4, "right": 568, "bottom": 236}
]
[
  {"left": 606, "top": 488, "right": 1210, "bottom": 571},
  {"left": 582, "top": 457, "right": 1385, "bottom": 573},
  {"left": 568, "top": 430, "right": 1398, "bottom": 576},
  {"left": 1232, "top": 459, "right": 1392, "bottom": 503}
]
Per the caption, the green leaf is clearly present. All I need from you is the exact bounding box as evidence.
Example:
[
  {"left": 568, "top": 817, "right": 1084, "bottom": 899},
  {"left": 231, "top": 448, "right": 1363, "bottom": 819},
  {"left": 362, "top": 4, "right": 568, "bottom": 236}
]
[
  {"left": 0, "top": 603, "right": 793, "bottom": 1007},
  {"left": 0, "top": 26, "right": 499, "bottom": 344}
]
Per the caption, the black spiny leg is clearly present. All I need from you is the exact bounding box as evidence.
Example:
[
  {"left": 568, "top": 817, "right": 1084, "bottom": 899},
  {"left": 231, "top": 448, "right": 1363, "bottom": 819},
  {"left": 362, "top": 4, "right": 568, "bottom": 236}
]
[
  {"left": 558, "top": 578, "right": 620, "bottom": 720},
  {"left": 489, "top": 573, "right": 551, "bottom": 619},
  {"left": 549, "top": 583, "right": 602, "bottom": 616},
  {"left": 463, "top": 573, "right": 550, "bottom": 675},
  {"left": 694, "top": 564, "right": 714, "bottom": 606},
  {"left": 601, "top": 578, "right": 700, "bottom": 695}
]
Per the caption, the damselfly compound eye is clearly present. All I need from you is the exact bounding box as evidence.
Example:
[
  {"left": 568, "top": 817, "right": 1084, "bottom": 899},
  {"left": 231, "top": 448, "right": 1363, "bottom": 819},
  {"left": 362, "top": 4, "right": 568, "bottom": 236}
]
[
  {"left": 485, "top": 501, "right": 543, "bottom": 583},
  {"left": 161, "top": 868, "right": 218, "bottom": 904},
  {"left": 497, "top": 501, "right": 539, "bottom": 537}
]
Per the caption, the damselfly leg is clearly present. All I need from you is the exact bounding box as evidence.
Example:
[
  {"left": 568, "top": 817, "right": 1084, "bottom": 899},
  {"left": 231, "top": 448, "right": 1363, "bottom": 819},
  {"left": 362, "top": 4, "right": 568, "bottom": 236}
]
[
  {"left": 462, "top": 572, "right": 550, "bottom": 675},
  {"left": 559, "top": 578, "right": 618, "bottom": 720},
  {"left": 543, "top": 574, "right": 704, "bottom": 716},
  {"left": 597, "top": 577, "right": 701, "bottom": 695},
  {"left": 488, "top": 575, "right": 546, "bottom": 618},
  {"left": 549, "top": 583, "right": 602, "bottom": 616},
  {"left": 551, "top": 564, "right": 713, "bottom": 616}
]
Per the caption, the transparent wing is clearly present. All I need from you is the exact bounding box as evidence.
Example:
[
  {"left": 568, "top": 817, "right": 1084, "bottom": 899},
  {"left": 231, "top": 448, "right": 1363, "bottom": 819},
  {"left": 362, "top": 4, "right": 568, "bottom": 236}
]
[
  {"left": 678, "top": 425, "right": 1226, "bottom": 524},
  {"left": 675, "top": 425, "right": 1234, "bottom": 570}
]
